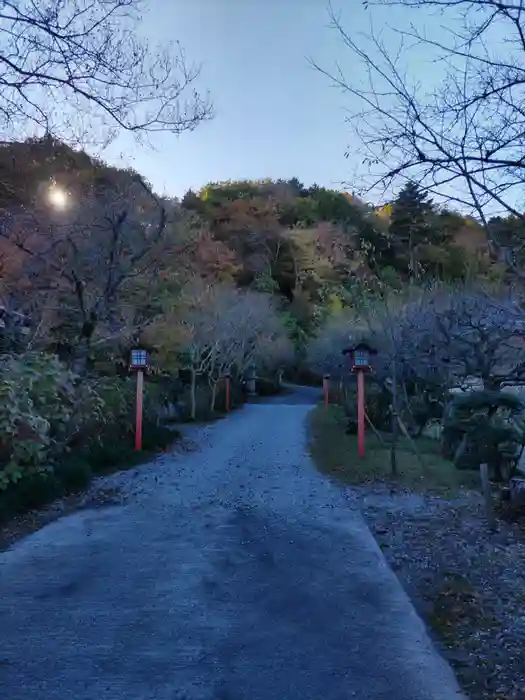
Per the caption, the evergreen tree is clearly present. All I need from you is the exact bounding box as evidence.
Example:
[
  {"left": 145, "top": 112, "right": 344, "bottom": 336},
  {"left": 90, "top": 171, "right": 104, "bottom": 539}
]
[{"left": 389, "top": 181, "right": 435, "bottom": 278}]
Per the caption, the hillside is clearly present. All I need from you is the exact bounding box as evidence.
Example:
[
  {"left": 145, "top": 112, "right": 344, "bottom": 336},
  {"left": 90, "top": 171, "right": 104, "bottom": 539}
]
[
  {"left": 179, "top": 178, "right": 505, "bottom": 332},
  {"left": 0, "top": 138, "right": 513, "bottom": 367}
]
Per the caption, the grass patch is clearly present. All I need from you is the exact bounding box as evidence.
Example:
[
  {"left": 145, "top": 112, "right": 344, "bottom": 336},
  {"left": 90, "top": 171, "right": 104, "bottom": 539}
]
[{"left": 308, "top": 404, "right": 479, "bottom": 495}]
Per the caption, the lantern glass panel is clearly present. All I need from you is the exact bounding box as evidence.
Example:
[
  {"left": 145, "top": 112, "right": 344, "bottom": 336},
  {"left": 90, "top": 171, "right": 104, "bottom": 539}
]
[
  {"left": 354, "top": 349, "right": 370, "bottom": 366},
  {"left": 131, "top": 349, "right": 148, "bottom": 367}
]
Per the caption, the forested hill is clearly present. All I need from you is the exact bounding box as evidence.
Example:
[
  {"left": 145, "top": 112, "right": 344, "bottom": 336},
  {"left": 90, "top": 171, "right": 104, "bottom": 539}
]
[
  {"left": 179, "top": 177, "right": 503, "bottom": 333},
  {"left": 0, "top": 137, "right": 510, "bottom": 363}
]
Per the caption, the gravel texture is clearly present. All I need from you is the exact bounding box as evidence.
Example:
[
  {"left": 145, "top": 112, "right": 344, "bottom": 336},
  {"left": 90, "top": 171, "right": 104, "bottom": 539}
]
[
  {"left": 347, "top": 485, "right": 525, "bottom": 700},
  {"left": 0, "top": 390, "right": 463, "bottom": 700}
]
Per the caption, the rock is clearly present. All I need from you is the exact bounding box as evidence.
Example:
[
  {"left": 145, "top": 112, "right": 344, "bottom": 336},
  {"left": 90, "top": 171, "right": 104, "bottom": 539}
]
[
  {"left": 421, "top": 420, "right": 442, "bottom": 440},
  {"left": 446, "top": 649, "right": 473, "bottom": 668}
]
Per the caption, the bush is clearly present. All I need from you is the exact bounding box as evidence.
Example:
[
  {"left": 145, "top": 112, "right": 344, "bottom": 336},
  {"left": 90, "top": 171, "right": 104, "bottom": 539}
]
[
  {"left": 0, "top": 422, "right": 178, "bottom": 525},
  {"left": 0, "top": 354, "right": 180, "bottom": 521},
  {"left": 287, "top": 366, "right": 322, "bottom": 387},
  {"left": 76, "top": 432, "right": 134, "bottom": 473},
  {"left": 342, "top": 379, "right": 391, "bottom": 432},
  {"left": 73, "top": 420, "right": 176, "bottom": 473},
  {"left": 141, "top": 422, "right": 179, "bottom": 451},
  {"left": 256, "top": 376, "right": 282, "bottom": 396},
  {"left": 54, "top": 459, "right": 92, "bottom": 492},
  {"left": 0, "top": 472, "right": 62, "bottom": 523},
  {"left": 0, "top": 352, "right": 105, "bottom": 491},
  {"left": 442, "top": 390, "right": 525, "bottom": 481}
]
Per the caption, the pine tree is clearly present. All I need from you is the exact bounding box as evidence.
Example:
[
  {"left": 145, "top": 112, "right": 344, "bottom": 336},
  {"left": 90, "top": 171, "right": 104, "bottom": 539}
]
[{"left": 389, "top": 181, "right": 435, "bottom": 278}]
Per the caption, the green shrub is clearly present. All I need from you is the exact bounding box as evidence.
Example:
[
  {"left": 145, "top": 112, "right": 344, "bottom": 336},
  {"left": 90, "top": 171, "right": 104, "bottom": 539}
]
[
  {"left": 343, "top": 379, "right": 391, "bottom": 432},
  {"left": 15, "top": 472, "right": 62, "bottom": 510},
  {"left": 54, "top": 459, "right": 93, "bottom": 492},
  {"left": 256, "top": 377, "right": 282, "bottom": 396},
  {"left": 0, "top": 355, "right": 180, "bottom": 521},
  {"left": 90, "top": 377, "right": 136, "bottom": 432},
  {"left": 288, "top": 367, "right": 322, "bottom": 387},
  {"left": 0, "top": 472, "right": 63, "bottom": 523},
  {"left": 141, "top": 422, "right": 179, "bottom": 450},
  {"left": 0, "top": 352, "right": 104, "bottom": 490},
  {"left": 91, "top": 375, "right": 175, "bottom": 428},
  {"left": 72, "top": 420, "right": 176, "bottom": 473},
  {"left": 442, "top": 390, "right": 525, "bottom": 481},
  {"left": 77, "top": 436, "right": 135, "bottom": 473}
]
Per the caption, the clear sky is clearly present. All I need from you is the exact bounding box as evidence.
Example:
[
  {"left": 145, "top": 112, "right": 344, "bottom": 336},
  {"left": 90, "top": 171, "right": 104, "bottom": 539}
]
[{"left": 101, "top": 0, "right": 444, "bottom": 202}]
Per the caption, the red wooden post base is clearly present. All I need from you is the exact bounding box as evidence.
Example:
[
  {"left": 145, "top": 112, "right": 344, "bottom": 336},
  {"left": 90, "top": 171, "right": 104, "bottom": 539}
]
[
  {"left": 357, "top": 369, "right": 365, "bottom": 457},
  {"left": 135, "top": 369, "right": 144, "bottom": 451}
]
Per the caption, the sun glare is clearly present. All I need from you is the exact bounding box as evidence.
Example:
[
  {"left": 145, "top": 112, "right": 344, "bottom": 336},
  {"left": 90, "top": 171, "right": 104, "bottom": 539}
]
[{"left": 48, "top": 186, "right": 69, "bottom": 210}]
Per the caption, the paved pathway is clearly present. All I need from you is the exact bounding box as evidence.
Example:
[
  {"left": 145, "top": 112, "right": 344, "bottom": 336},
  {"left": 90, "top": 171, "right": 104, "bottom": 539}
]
[{"left": 0, "top": 388, "right": 464, "bottom": 699}]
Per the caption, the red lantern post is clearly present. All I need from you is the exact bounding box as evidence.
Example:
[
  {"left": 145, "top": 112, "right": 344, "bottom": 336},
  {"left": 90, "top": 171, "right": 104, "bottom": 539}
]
[
  {"left": 135, "top": 370, "right": 144, "bottom": 451},
  {"left": 129, "top": 348, "right": 150, "bottom": 451},
  {"left": 356, "top": 369, "right": 366, "bottom": 457},
  {"left": 323, "top": 374, "right": 330, "bottom": 410},
  {"left": 342, "top": 342, "right": 376, "bottom": 458},
  {"left": 225, "top": 371, "right": 231, "bottom": 412}
]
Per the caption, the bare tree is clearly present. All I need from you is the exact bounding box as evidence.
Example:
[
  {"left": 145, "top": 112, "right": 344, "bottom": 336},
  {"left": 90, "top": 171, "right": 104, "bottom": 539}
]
[
  {"left": 168, "top": 281, "right": 292, "bottom": 417},
  {"left": 0, "top": 0, "right": 212, "bottom": 145},
  {"left": 396, "top": 287, "right": 525, "bottom": 391},
  {"left": 306, "top": 310, "right": 360, "bottom": 378},
  {"left": 1, "top": 170, "right": 190, "bottom": 369},
  {"left": 198, "top": 285, "right": 242, "bottom": 413},
  {"left": 178, "top": 283, "right": 222, "bottom": 420},
  {"left": 227, "top": 290, "right": 292, "bottom": 374},
  {"left": 320, "top": 283, "right": 525, "bottom": 390},
  {"left": 205, "top": 287, "right": 293, "bottom": 411},
  {"left": 312, "top": 0, "right": 525, "bottom": 266}
]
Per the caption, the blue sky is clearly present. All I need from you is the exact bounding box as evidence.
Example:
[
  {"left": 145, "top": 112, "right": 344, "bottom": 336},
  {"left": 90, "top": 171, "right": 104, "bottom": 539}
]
[{"left": 102, "top": 0, "right": 447, "bottom": 202}]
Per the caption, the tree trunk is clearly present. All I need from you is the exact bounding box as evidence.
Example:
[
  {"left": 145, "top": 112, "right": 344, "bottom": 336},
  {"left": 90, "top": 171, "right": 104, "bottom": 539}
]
[
  {"left": 246, "top": 366, "right": 256, "bottom": 396},
  {"left": 210, "top": 381, "right": 217, "bottom": 414},
  {"left": 390, "top": 355, "right": 399, "bottom": 477},
  {"left": 480, "top": 463, "right": 497, "bottom": 532},
  {"left": 390, "top": 407, "right": 398, "bottom": 477},
  {"left": 190, "top": 368, "right": 197, "bottom": 421},
  {"left": 453, "top": 434, "right": 469, "bottom": 465},
  {"left": 72, "top": 337, "right": 90, "bottom": 375}
]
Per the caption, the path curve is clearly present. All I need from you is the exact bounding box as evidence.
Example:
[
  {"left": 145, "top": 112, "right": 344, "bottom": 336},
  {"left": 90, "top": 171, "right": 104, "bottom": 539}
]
[{"left": 0, "top": 389, "right": 464, "bottom": 700}]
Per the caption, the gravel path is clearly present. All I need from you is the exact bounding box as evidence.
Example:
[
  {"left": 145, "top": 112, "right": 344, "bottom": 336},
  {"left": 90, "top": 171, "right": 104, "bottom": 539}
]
[
  {"left": 0, "top": 389, "right": 464, "bottom": 700},
  {"left": 351, "top": 485, "right": 525, "bottom": 700}
]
